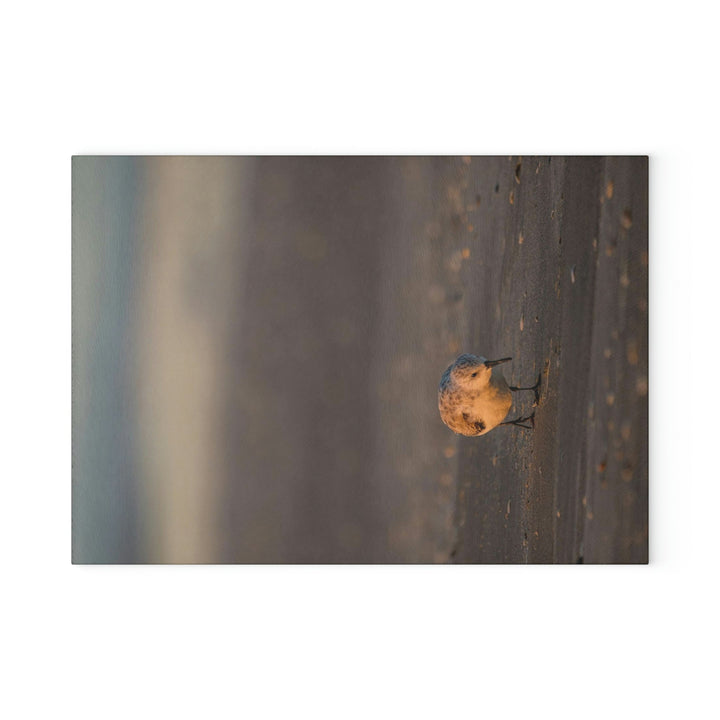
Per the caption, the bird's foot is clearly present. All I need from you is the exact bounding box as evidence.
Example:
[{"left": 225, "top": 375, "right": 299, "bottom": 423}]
[
  {"left": 509, "top": 372, "right": 542, "bottom": 406},
  {"left": 532, "top": 372, "right": 542, "bottom": 406},
  {"left": 500, "top": 411, "right": 535, "bottom": 430}
]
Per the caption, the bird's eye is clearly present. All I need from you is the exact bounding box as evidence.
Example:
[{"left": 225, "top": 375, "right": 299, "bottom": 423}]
[{"left": 471, "top": 372, "right": 478, "bottom": 377}]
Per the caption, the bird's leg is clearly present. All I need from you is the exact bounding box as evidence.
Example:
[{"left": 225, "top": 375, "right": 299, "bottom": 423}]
[
  {"left": 509, "top": 372, "right": 542, "bottom": 405},
  {"left": 499, "top": 411, "right": 535, "bottom": 430}
]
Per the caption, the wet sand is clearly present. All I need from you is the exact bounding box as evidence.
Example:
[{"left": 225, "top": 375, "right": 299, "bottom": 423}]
[{"left": 447, "top": 156, "right": 648, "bottom": 563}]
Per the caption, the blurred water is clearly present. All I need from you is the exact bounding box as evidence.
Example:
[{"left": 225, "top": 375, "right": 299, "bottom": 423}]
[
  {"left": 72, "top": 157, "right": 142, "bottom": 562},
  {"left": 72, "top": 157, "right": 459, "bottom": 563}
]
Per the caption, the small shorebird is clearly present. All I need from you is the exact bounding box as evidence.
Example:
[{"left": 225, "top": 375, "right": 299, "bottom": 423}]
[{"left": 438, "top": 354, "right": 540, "bottom": 437}]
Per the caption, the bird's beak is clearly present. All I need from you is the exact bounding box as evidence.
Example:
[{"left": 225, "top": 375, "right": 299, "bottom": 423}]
[{"left": 485, "top": 357, "right": 512, "bottom": 367}]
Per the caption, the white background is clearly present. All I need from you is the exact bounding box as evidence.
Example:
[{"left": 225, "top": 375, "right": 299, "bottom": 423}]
[{"left": 1, "top": 1, "right": 716, "bottom": 718}]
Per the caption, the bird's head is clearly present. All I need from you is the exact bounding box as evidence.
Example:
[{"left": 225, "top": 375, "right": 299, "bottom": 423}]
[{"left": 446, "top": 353, "right": 512, "bottom": 389}]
